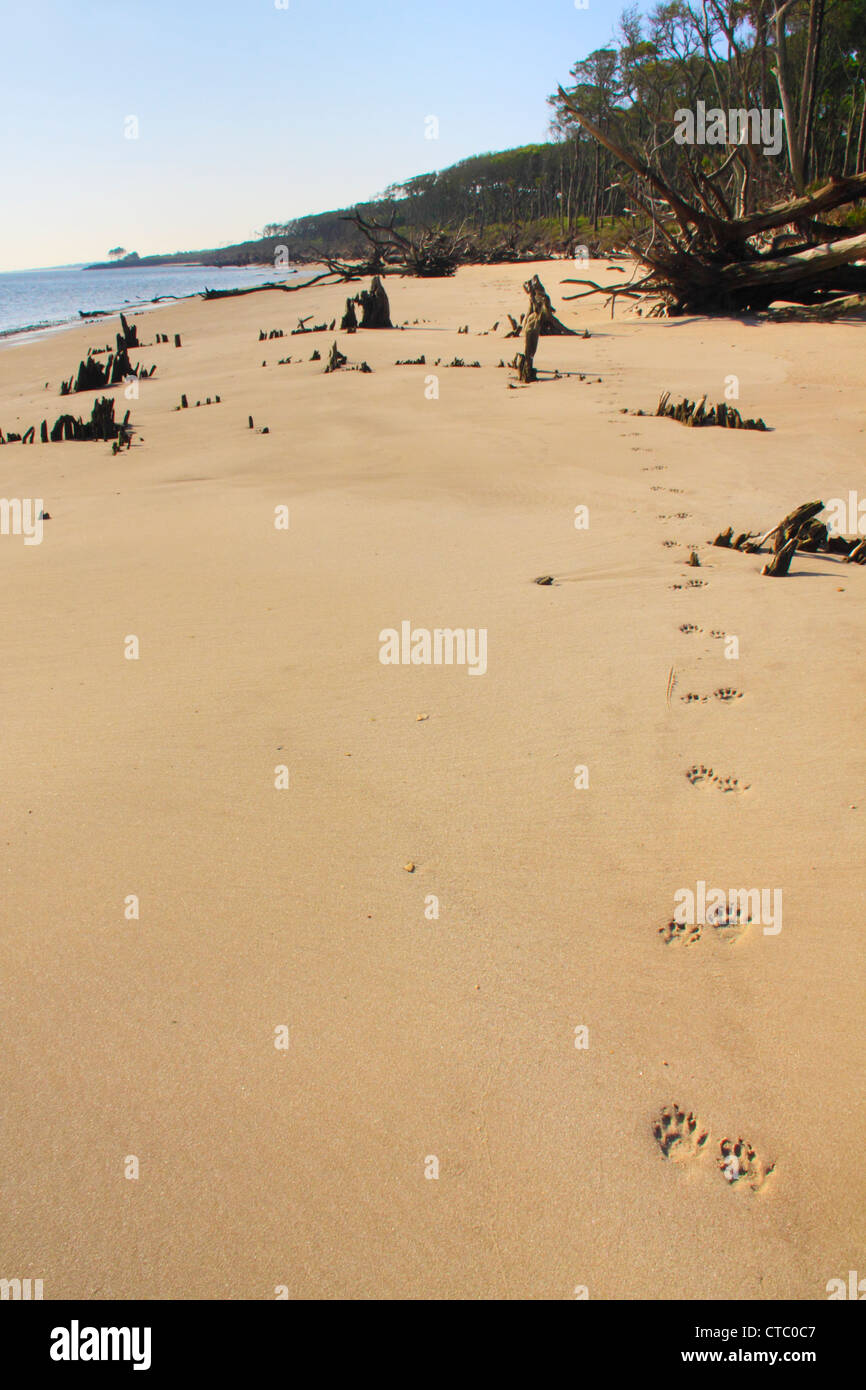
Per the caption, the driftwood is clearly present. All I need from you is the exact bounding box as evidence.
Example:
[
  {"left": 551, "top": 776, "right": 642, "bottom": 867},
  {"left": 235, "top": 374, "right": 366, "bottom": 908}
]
[
  {"left": 341, "top": 211, "right": 470, "bottom": 278},
  {"left": 711, "top": 500, "right": 865, "bottom": 575},
  {"left": 763, "top": 293, "right": 866, "bottom": 323},
  {"left": 743, "top": 500, "right": 825, "bottom": 552},
  {"left": 514, "top": 311, "right": 541, "bottom": 384},
  {"left": 291, "top": 317, "right": 328, "bottom": 335},
  {"left": 522, "top": 276, "right": 577, "bottom": 335},
  {"left": 762, "top": 536, "right": 800, "bottom": 577},
  {"left": 509, "top": 276, "right": 578, "bottom": 384},
  {"left": 654, "top": 392, "right": 767, "bottom": 430}
]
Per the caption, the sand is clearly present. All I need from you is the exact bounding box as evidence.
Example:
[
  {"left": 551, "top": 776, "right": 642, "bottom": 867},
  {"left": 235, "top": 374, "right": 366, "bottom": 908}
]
[{"left": 0, "top": 261, "right": 863, "bottom": 1299}]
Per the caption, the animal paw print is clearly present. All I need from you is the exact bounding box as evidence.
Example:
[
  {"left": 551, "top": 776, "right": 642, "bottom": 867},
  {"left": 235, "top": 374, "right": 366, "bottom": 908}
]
[
  {"left": 686, "top": 763, "right": 717, "bottom": 785},
  {"left": 653, "top": 1104, "right": 708, "bottom": 1161},
  {"left": 714, "top": 687, "right": 743, "bottom": 702},
  {"left": 651, "top": 485, "right": 665, "bottom": 491},
  {"left": 673, "top": 512, "right": 691, "bottom": 519},
  {"left": 663, "top": 540, "right": 678, "bottom": 548},
  {"left": 659, "top": 919, "right": 702, "bottom": 946},
  {"left": 706, "top": 902, "right": 752, "bottom": 941},
  {"left": 710, "top": 630, "right": 726, "bottom": 640},
  {"left": 686, "top": 579, "right": 705, "bottom": 588},
  {"left": 686, "top": 765, "right": 750, "bottom": 792},
  {"left": 680, "top": 692, "right": 707, "bottom": 704},
  {"left": 719, "top": 1138, "right": 775, "bottom": 1192},
  {"left": 679, "top": 623, "right": 703, "bottom": 634},
  {"left": 642, "top": 465, "right": 666, "bottom": 472},
  {"left": 660, "top": 903, "right": 750, "bottom": 946}
]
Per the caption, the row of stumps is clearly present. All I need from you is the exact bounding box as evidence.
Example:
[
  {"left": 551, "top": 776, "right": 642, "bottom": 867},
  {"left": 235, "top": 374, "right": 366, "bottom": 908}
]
[
  {"left": 1, "top": 397, "right": 132, "bottom": 445},
  {"left": 653, "top": 392, "right": 768, "bottom": 430}
]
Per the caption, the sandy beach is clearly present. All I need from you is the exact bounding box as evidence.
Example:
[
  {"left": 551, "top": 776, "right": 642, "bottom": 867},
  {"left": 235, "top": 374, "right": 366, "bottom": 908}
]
[{"left": 1, "top": 260, "right": 864, "bottom": 1299}]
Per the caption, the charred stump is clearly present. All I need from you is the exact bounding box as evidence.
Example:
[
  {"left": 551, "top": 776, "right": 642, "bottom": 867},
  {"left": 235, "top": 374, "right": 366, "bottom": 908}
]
[
  {"left": 117, "top": 313, "right": 139, "bottom": 349},
  {"left": 340, "top": 298, "right": 359, "bottom": 332},
  {"left": 358, "top": 276, "right": 392, "bottom": 329}
]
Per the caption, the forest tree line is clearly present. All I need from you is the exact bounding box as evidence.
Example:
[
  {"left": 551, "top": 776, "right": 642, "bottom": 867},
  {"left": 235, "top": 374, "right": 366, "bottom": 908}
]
[{"left": 99, "top": 3, "right": 864, "bottom": 269}]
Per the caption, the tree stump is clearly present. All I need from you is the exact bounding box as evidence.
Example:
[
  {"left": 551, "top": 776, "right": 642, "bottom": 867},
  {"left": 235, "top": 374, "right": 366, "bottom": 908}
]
[
  {"left": 340, "top": 298, "right": 358, "bottom": 332},
  {"left": 118, "top": 313, "right": 139, "bottom": 349},
  {"left": 325, "top": 342, "right": 348, "bottom": 373},
  {"left": 358, "top": 276, "right": 392, "bottom": 328},
  {"left": 515, "top": 310, "right": 541, "bottom": 383},
  {"left": 762, "top": 536, "right": 799, "bottom": 576}
]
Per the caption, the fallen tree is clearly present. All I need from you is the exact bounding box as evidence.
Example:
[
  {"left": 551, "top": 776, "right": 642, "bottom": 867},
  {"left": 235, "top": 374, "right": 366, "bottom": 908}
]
[
  {"left": 710, "top": 500, "right": 865, "bottom": 576},
  {"left": 555, "top": 89, "right": 866, "bottom": 316}
]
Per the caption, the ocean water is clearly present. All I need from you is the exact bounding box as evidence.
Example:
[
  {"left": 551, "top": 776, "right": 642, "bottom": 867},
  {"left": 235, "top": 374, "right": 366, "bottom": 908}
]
[{"left": 0, "top": 262, "right": 296, "bottom": 338}]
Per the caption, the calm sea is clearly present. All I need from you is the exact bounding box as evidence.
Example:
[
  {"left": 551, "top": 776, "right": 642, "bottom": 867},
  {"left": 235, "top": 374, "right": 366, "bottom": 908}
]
[{"left": 0, "top": 262, "right": 296, "bottom": 338}]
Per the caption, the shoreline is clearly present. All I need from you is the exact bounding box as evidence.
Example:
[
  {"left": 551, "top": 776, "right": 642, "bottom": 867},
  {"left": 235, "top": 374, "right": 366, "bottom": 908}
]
[
  {"left": 0, "top": 268, "right": 329, "bottom": 349},
  {"left": 0, "top": 264, "right": 318, "bottom": 348}
]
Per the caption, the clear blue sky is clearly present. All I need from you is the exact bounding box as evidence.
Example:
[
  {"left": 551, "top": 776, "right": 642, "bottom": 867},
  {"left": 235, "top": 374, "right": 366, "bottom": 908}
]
[{"left": 0, "top": 0, "right": 650, "bottom": 271}]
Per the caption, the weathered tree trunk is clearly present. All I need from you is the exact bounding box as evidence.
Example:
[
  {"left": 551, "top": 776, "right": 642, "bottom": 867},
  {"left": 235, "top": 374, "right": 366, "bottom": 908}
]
[
  {"left": 762, "top": 536, "right": 799, "bottom": 577},
  {"left": 523, "top": 275, "right": 576, "bottom": 335},
  {"left": 340, "top": 298, "right": 358, "bottom": 331},
  {"left": 515, "top": 311, "right": 541, "bottom": 383},
  {"left": 324, "top": 342, "right": 348, "bottom": 373}
]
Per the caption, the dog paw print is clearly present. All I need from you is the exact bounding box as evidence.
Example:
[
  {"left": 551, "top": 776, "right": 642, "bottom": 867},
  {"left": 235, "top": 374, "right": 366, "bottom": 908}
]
[
  {"left": 653, "top": 1105, "right": 708, "bottom": 1161},
  {"left": 714, "top": 687, "right": 743, "bottom": 702},
  {"left": 706, "top": 902, "right": 752, "bottom": 941},
  {"left": 679, "top": 623, "right": 703, "bottom": 635},
  {"left": 719, "top": 1138, "right": 775, "bottom": 1192},
  {"left": 686, "top": 765, "right": 750, "bottom": 792},
  {"left": 681, "top": 692, "right": 707, "bottom": 704},
  {"left": 659, "top": 919, "right": 702, "bottom": 946}
]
